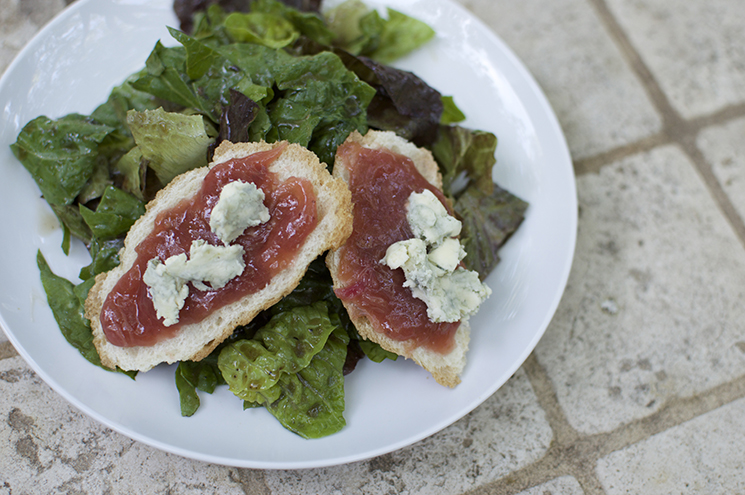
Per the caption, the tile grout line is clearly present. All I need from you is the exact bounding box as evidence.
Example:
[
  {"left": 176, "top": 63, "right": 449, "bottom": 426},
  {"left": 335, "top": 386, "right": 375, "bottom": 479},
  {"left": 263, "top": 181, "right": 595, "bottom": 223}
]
[
  {"left": 466, "top": 360, "right": 745, "bottom": 495},
  {"left": 585, "top": 0, "right": 745, "bottom": 249},
  {"left": 466, "top": 2, "right": 745, "bottom": 493}
]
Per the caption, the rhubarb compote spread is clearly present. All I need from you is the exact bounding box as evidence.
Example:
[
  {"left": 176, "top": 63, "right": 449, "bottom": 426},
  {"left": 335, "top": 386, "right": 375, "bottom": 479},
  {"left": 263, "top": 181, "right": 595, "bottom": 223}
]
[
  {"left": 333, "top": 141, "right": 460, "bottom": 355},
  {"left": 101, "top": 144, "right": 318, "bottom": 347}
]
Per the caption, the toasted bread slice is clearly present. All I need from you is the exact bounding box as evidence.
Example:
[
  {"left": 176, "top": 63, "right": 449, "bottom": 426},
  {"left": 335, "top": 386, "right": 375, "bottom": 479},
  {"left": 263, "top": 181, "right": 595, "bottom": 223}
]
[
  {"left": 326, "top": 130, "right": 469, "bottom": 388},
  {"left": 86, "top": 140, "right": 352, "bottom": 372}
]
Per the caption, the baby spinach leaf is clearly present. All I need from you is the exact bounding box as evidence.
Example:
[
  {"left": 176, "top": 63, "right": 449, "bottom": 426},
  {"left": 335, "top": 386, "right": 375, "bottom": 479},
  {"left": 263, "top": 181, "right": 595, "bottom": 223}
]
[
  {"left": 175, "top": 355, "right": 225, "bottom": 416},
  {"left": 79, "top": 185, "right": 145, "bottom": 241},
  {"left": 78, "top": 237, "right": 124, "bottom": 281},
  {"left": 36, "top": 252, "right": 139, "bottom": 380},
  {"left": 11, "top": 115, "right": 114, "bottom": 206}
]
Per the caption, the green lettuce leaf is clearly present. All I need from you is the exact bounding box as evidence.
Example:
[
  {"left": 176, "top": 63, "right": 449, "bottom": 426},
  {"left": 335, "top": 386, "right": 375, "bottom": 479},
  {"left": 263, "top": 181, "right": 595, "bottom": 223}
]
[
  {"left": 126, "top": 108, "right": 214, "bottom": 185},
  {"left": 36, "top": 252, "right": 136, "bottom": 379},
  {"left": 326, "top": 1, "right": 435, "bottom": 64},
  {"left": 366, "top": 8, "right": 435, "bottom": 64},
  {"left": 175, "top": 355, "right": 226, "bottom": 417},
  {"left": 265, "top": 326, "right": 348, "bottom": 438},
  {"left": 251, "top": 0, "right": 334, "bottom": 46},
  {"left": 11, "top": 115, "right": 114, "bottom": 206},
  {"left": 218, "top": 302, "right": 339, "bottom": 405},
  {"left": 131, "top": 42, "right": 215, "bottom": 118},
  {"left": 440, "top": 95, "right": 466, "bottom": 125},
  {"left": 78, "top": 185, "right": 145, "bottom": 241},
  {"left": 78, "top": 237, "right": 124, "bottom": 281},
  {"left": 225, "top": 12, "right": 300, "bottom": 48}
]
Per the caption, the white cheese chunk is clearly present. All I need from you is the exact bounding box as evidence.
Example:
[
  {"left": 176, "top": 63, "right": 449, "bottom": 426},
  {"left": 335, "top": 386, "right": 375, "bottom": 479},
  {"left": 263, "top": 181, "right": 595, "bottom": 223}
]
[
  {"left": 380, "top": 190, "right": 490, "bottom": 323},
  {"left": 143, "top": 258, "right": 189, "bottom": 327},
  {"left": 209, "top": 180, "right": 270, "bottom": 245},
  {"left": 164, "top": 239, "right": 245, "bottom": 290},
  {"left": 406, "top": 189, "right": 461, "bottom": 246},
  {"left": 144, "top": 240, "right": 246, "bottom": 326}
]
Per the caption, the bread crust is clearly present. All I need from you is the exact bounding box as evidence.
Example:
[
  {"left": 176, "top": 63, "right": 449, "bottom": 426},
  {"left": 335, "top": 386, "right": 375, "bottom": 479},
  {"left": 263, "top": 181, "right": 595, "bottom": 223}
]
[
  {"left": 86, "top": 140, "right": 352, "bottom": 371},
  {"left": 326, "top": 130, "right": 469, "bottom": 388}
]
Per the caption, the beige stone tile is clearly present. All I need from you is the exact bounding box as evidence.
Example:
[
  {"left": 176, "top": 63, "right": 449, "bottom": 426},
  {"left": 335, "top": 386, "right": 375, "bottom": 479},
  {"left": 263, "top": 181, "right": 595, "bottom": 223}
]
[
  {"left": 535, "top": 145, "right": 745, "bottom": 434},
  {"left": 697, "top": 116, "right": 745, "bottom": 225},
  {"left": 264, "top": 369, "right": 553, "bottom": 495},
  {"left": 596, "top": 397, "right": 745, "bottom": 493},
  {"left": 516, "top": 476, "right": 585, "bottom": 495},
  {"left": 454, "top": 0, "right": 662, "bottom": 160},
  {"left": 606, "top": 0, "right": 745, "bottom": 119},
  {"left": 0, "top": 357, "right": 256, "bottom": 494}
]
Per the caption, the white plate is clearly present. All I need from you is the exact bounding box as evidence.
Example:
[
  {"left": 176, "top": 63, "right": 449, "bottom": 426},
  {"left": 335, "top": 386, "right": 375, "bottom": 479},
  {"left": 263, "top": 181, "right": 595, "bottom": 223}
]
[{"left": 0, "top": 0, "right": 576, "bottom": 469}]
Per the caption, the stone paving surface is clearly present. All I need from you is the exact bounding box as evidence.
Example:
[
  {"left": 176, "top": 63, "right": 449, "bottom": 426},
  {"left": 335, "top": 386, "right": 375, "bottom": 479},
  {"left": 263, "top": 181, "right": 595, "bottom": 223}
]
[{"left": 3, "top": 0, "right": 745, "bottom": 494}]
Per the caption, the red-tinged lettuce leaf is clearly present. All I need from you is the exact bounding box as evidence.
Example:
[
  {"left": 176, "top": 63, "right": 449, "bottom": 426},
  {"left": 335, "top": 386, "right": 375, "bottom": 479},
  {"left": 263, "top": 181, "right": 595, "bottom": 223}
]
[
  {"left": 455, "top": 185, "right": 528, "bottom": 278},
  {"left": 431, "top": 125, "right": 498, "bottom": 197},
  {"left": 213, "top": 88, "right": 260, "bottom": 154},
  {"left": 333, "top": 50, "right": 443, "bottom": 146}
]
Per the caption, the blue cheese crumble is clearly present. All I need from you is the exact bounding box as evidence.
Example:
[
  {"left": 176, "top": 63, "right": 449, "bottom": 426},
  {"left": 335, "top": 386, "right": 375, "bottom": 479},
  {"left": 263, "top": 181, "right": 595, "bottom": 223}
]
[
  {"left": 381, "top": 190, "right": 491, "bottom": 323},
  {"left": 209, "top": 180, "right": 270, "bottom": 245},
  {"left": 144, "top": 180, "right": 268, "bottom": 326}
]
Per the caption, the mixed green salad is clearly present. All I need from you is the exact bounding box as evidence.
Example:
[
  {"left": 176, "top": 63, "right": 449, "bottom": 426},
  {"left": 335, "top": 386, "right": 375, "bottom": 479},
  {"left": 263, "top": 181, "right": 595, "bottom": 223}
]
[{"left": 13, "top": 0, "right": 527, "bottom": 439}]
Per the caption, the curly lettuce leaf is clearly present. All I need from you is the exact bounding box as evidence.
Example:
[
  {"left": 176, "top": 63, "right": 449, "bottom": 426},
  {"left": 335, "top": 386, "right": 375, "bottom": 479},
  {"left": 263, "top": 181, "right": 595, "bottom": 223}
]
[
  {"left": 265, "top": 326, "right": 348, "bottom": 438},
  {"left": 218, "top": 302, "right": 338, "bottom": 405},
  {"left": 11, "top": 115, "right": 114, "bottom": 206},
  {"left": 326, "top": 1, "right": 435, "bottom": 64},
  {"left": 251, "top": 0, "right": 334, "bottom": 46},
  {"left": 126, "top": 108, "right": 214, "bottom": 185}
]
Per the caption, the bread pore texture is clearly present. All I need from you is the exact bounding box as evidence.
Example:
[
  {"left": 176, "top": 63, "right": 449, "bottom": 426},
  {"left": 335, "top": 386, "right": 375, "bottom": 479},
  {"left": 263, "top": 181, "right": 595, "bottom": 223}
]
[
  {"left": 326, "top": 130, "right": 470, "bottom": 388},
  {"left": 86, "top": 140, "right": 352, "bottom": 372}
]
